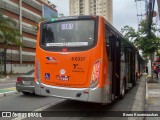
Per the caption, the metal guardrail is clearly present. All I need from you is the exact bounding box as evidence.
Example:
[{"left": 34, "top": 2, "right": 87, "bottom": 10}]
[
  {"left": 22, "top": 0, "right": 42, "bottom": 11},
  {"left": 0, "top": 1, "right": 41, "bottom": 22},
  {"left": 22, "top": 10, "right": 40, "bottom": 22},
  {"left": 6, "top": 53, "right": 20, "bottom": 61},
  {"left": 15, "top": 22, "right": 37, "bottom": 35},
  {"left": 22, "top": 54, "right": 35, "bottom": 62},
  {"left": 22, "top": 24, "right": 37, "bottom": 35},
  {"left": 23, "top": 40, "right": 36, "bottom": 48},
  {"left": 6, "top": 53, "right": 35, "bottom": 62},
  {"left": 0, "top": 0, "right": 20, "bottom": 15}
]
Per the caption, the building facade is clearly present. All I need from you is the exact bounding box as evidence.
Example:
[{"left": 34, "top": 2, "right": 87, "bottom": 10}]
[
  {"left": 0, "top": 0, "right": 58, "bottom": 73},
  {"left": 70, "top": 0, "right": 113, "bottom": 23},
  {"left": 158, "top": 0, "right": 160, "bottom": 19}
]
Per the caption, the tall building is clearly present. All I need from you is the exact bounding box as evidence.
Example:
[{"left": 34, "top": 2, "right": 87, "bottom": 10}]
[
  {"left": 0, "top": 0, "right": 58, "bottom": 73},
  {"left": 158, "top": 0, "right": 160, "bottom": 19},
  {"left": 70, "top": 0, "right": 113, "bottom": 23}
]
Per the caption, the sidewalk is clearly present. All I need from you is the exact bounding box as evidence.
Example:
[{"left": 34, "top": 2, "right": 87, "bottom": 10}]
[
  {"left": 146, "top": 77, "right": 160, "bottom": 120},
  {"left": 128, "top": 73, "right": 146, "bottom": 120}
]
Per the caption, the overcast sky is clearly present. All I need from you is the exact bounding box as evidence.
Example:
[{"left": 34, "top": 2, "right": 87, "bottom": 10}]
[{"left": 50, "top": 0, "right": 158, "bottom": 31}]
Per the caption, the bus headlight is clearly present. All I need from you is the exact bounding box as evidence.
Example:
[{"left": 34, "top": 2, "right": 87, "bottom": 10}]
[
  {"left": 90, "top": 60, "right": 100, "bottom": 88},
  {"left": 35, "top": 59, "right": 41, "bottom": 83}
]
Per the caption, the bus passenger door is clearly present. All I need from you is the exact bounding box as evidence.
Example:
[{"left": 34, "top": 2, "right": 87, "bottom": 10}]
[
  {"left": 109, "top": 36, "right": 121, "bottom": 100},
  {"left": 128, "top": 49, "right": 135, "bottom": 87},
  {"left": 130, "top": 50, "right": 136, "bottom": 86}
]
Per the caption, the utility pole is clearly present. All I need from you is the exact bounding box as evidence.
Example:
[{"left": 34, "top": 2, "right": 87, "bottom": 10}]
[
  {"left": 148, "top": 0, "right": 155, "bottom": 37},
  {"left": 147, "top": 0, "right": 156, "bottom": 79}
]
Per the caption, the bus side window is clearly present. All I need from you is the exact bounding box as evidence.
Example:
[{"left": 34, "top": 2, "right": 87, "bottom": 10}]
[{"left": 105, "top": 26, "right": 111, "bottom": 61}]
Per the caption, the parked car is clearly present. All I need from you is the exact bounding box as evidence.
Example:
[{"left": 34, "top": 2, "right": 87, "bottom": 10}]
[{"left": 16, "top": 69, "right": 35, "bottom": 95}]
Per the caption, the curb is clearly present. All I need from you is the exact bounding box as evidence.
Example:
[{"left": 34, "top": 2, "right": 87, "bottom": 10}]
[
  {"left": 0, "top": 91, "right": 19, "bottom": 98},
  {"left": 146, "top": 82, "right": 148, "bottom": 100},
  {"left": 4, "top": 91, "right": 18, "bottom": 96},
  {"left": 128, "top": 74, "right": 146, "bottom": 120},
  {"left": 0, "top": 78, "right": 7, "bottom": 82},
  {"left": 0, "top": 76, "right": 10, "bottom": 82},
  {"left": 145, "top": 80, "right": 149, "bottom": 114},
  {"left": 0, "top": 93, "right": 4, "bottom": 97}
]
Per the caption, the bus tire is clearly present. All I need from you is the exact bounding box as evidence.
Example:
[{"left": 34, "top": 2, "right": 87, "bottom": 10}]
[{"left": 119, "top": 80, "right": 126, "bottom": 99}]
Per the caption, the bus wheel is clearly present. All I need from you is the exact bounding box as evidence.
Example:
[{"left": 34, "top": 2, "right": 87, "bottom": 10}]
[{"left": 120, "top": 81, "right": 126, "bottom": 99}]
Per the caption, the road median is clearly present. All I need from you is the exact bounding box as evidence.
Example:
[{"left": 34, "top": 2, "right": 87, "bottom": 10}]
[{"left": 0, "top": 87, "right": 18, "bottom": 97}]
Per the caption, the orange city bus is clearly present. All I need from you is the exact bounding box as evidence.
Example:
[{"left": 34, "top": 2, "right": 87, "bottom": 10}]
[{"left": 35, "top": 16, "right": 144, "bottom": 104}]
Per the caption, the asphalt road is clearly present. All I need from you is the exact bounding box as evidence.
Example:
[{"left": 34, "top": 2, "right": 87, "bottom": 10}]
[
  {"left": 0, "top": 76, "right": 145, "bottom": 120},
  {"left": 0, "top": 82, "right": 16, "bottom": 89},
  {"left": 37, "top": 81, "right": 139, "bottom": 120},
  {"left": 0, "top": 76, "right": 17, "bottom": 90},
  {"left": 0, "top": 93, "right": 61, "bottom": 111}
]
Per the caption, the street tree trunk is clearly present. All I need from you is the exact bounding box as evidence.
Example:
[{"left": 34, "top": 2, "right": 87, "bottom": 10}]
[
  {"left": 150, "top": 54, "right": 153, "bottom": 79},
  {"left": 3, "top": 47, "right": 6, "bottom": 77},
  {"left": 3, "top": 38, "right": 7, "bottom": 77}
]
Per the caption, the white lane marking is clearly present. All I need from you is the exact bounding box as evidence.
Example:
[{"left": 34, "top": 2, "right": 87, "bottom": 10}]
[
  {"left": 0, "top": 83, "right": 15, "bottom": 86},
  {"left": 12, "top": 99, "right": 66, "bottom": 120},
  {"left": 34, "top": 99, "right": 66, "bottom": 111}
]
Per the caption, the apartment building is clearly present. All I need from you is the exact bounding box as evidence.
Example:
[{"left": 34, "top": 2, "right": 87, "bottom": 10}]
[
  {"left": 158, "top": 0, "right": 160, "bottom": 19},
  {"left": 70, "top": 0, "right": 113, "bottom": 23},
  {"left": 0, "top": 0, "right": 58, "bottom": 73}
]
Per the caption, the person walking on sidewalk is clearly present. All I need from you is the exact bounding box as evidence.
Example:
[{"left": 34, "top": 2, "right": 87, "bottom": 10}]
[{"left": 153, "top": 63, "right": 158, "bottom": 79}]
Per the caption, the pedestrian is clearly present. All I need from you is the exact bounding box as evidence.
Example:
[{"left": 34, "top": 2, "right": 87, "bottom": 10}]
[{"left": 153, "top": 63, "right": 158, "bottom": 79}]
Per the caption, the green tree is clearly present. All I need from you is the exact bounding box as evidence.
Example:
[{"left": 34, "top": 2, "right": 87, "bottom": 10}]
[
  {"left": 0, "top": 13, "right": 22, "bottom": 76},
  {"left": 121, "top": 19, "right": 159, "bottom": 79},
  {"left": 135, "top": 20, "right": 159, "bottom": 66},
  {"left": 121, "top": 25, "right": 139, "bottom": 42},
  {"left": 121, "top": 20, "right": 159, "bottom": 56},
  {"left": 32, "top": 17, "right": 47, "bottom": 31}
]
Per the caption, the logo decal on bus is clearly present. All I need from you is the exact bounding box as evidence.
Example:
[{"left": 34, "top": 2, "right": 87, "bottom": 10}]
[
  {"left": 46, "top": 57, "right": 57, "bottom": 63},
  {"left": 72, "top": 64, "right": 84, "bottom": 73},
  {"left": 45, "top": 73, "right": 50, "bottom": 80},
  {"left": 60, "top": 69, "right": 66, "bottom": 75}
]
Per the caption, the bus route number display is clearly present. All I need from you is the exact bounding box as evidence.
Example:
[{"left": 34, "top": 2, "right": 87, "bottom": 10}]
[{"left": 60, "top": 22, "right": 74, "bottom": 30}]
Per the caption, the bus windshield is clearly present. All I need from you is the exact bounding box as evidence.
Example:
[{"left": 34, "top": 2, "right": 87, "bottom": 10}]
[{"left": 41, "top": 20, "right": 95, "bottom": 47}]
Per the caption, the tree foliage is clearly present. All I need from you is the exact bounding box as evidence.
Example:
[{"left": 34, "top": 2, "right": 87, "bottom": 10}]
[
  {"left": 121, "top": 19, "right": 159, "bottom": 57},
  {"left": 138, "top": 19, "right": 157, "bottom": 36},
  {"left": 121, "top": 25, "right": 139, "bottom": 41},
  {"left": 0, "top": 11, "right": 22, "bottom": 75},
  {"left": 0, "top": 13, "right": 22, "bottom": 48},
  {"left": 32, "top": 17, "right": 47, "bottom": 31}
]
